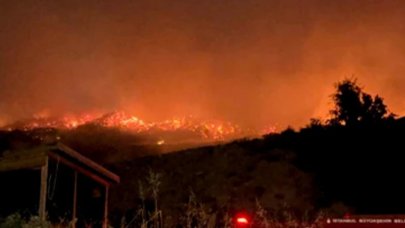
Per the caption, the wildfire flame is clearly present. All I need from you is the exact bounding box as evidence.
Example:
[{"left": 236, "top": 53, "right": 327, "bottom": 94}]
[{"left": 2, "top": 112, "right": 267, "bottom": 141}]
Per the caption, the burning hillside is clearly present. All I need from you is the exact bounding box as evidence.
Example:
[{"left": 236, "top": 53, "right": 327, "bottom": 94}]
[{"left": 2, "top": 112, "right": 270, "bottom": 143}]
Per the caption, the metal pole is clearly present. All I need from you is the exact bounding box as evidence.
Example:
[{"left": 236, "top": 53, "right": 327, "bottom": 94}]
[
  {"left": 103, "top": 185, "right": 109, "bottom": 228},
  {"left": 39, "top": 157, "right": 48, "bottom": 221},
  {"left": 72, "top": 171, "right": 78, "bottom": 228}
]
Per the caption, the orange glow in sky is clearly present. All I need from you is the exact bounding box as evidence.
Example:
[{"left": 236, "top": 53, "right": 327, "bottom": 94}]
[{"left": 1, "top": 1, "right": 405, "bottom": 129}]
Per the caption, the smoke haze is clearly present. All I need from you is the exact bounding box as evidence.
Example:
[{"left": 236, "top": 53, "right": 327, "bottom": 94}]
[{"left": 1, "top": 0, "right": 405, "bottom": 129}]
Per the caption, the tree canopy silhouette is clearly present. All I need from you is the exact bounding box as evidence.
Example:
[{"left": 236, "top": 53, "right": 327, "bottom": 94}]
[{"left": 329, "top": 79, "right": 391, "bottom": 126}]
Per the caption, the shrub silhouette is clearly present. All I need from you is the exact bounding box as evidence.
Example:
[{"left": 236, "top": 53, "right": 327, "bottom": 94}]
[{"left": 329, "top": 79, "right": 391, "bottom": 126}]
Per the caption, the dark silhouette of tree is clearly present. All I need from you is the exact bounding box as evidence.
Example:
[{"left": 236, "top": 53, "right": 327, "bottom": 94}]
[{"left": 329, "top": 79, "right": 390, "bottom": 126}]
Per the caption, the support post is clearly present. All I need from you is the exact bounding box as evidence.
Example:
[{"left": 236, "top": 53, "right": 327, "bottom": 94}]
[
  {"left": 72, "top": 171, "right": 78, "bottom": 228},
  {"left": 39, "top": 157, "right": 48, "bottom": 221},
  {"left": 103, "top": 185, "right": 109, "bottom": 228}
]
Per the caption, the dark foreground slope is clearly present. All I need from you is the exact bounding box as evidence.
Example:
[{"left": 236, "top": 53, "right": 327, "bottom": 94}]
[
  {"left": 109, "top": 141, "right": 316, "bottom": 227},
  {"left": 108, "top": 117, "right": 405, "bottom": 226},
  {"left": 291, "top": 119, "right": 405, "bottom": 214}
]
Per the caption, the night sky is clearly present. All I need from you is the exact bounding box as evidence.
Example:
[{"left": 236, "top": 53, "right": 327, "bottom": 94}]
[{"left": 1, "top": 0, "right": 405, "bottom": 129}]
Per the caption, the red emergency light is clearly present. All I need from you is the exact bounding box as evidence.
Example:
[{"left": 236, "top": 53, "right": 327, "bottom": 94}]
[
  {"left": 236, "top": 216, "right": 249, "bottom": 224},
  {"left": 234, "top": 213, "right": 250, "bottom": 227}
]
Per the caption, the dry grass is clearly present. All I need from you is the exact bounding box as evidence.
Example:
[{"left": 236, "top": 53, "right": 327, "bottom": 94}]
[{"left": 116, "top": 170, "right": 326, "bottom": 228}]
